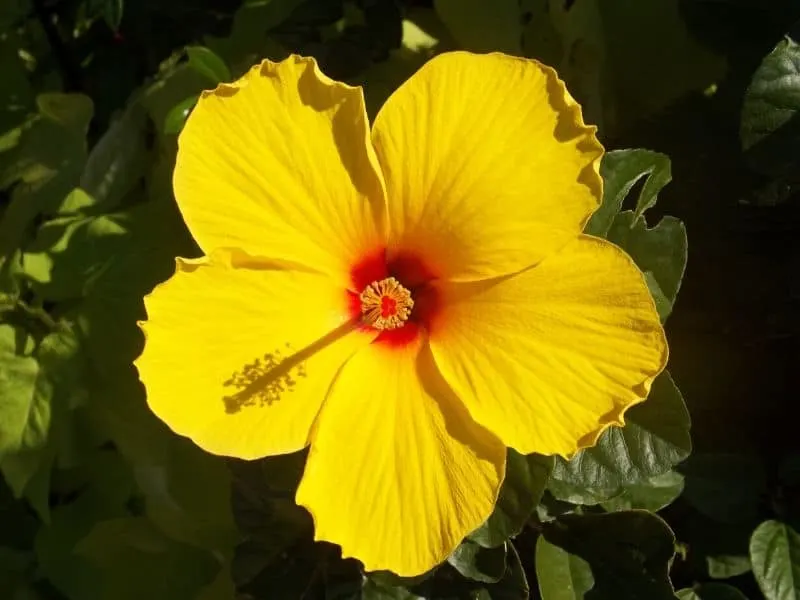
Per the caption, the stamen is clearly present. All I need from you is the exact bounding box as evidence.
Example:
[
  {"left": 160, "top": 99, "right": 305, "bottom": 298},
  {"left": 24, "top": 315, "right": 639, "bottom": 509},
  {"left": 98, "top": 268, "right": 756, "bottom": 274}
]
[{"left": 359, "top": 277, "right": 414, "bottom": 330}]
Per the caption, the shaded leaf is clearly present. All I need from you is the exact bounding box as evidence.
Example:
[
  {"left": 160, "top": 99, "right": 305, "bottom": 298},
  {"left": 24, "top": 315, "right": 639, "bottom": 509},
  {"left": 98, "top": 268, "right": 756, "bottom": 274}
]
[
  {"left": 601, "top": 470, "right": 685, "bottom": 513},
  {"left": 676, "top": 583, "right": 750, "bottom": 600},
  {"left": 434, "top": 0, "right": 521, "bottom": 54},
  {"left": 164, "top": 96, "right": 198, "bottom": 134},
  {"left": 749, "top": 520, "right": 800, "bottom": 600},
  {"left": 535, "top": 535, "right": 594, "bottom": 600},
  {"left": 541, "top": 510, "right": 676, "bottom": 600},
  {"left": 80, "top": 101, "right": 152, "bottom": 209},
  {"left": 187, "top": 46, "right": 232, "bottom": 84},
  {"left": 741, "top": 36, "right": 800, "bottom": 179},
  {"left": 447, "top": 540, "right": 506, "bottom": 584},
  {"left": 74, "top": 516, "right": 220, "bottom": 600},
  {"left": 607, "top": 211, "right": 688, "bottom": 322},
  {"left": 470, "top": 451, "right": 553, "bottom": 547},
  {"left": 549, "top": 371, "right": 691, "bottom": 503},
  {"left": 679, "top": 453, "right": 767, "bottom": 524},
  {"left": 707, "top": 555, "right": 752, "bottom": 580}
]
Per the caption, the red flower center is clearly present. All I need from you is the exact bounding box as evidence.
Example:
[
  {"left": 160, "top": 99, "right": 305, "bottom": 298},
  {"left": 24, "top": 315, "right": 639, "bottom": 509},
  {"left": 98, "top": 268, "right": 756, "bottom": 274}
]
[{"left": 349, "top": 248, "right": 441, "bottom": 347}]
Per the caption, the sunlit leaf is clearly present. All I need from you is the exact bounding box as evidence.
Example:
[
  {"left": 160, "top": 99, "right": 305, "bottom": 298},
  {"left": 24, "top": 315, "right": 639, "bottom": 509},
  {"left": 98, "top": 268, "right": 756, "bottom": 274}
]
[{"left": 586, "top": 148, "right": 672, "bottom": 237}]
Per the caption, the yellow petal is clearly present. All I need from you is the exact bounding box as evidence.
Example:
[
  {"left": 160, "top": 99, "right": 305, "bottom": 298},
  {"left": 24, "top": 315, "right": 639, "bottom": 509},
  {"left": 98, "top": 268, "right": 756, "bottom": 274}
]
[
  {"left": 174, "top": 56, "right": 386, "bottom": 282},
  {"left": 429, "top": 236, "right": 668, "bottom": 457},
  {"left": 296, "top": 338, "right": 505, "bottom": 576},
  {"left": 371, "top": 51, "right": 603, "bottom": 282},
  {"left": 135, "top": 250, "right": 374, "bottom": 459}
]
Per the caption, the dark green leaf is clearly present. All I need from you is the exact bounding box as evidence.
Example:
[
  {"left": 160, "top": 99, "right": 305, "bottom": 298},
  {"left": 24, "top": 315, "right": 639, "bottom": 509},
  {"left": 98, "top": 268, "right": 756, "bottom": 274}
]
[
  {"left": 79, "top": 101, "right": 152, "bottom": 209},
  {"left": 600, "top": 470, "right": 685, "bottom": 513},
  {"left": 164, "top": 96, "right": 198, "bottom": 134},
  {"left": 89, "top": 373, "right": 236, "bottom": 556},
  {"left": 740, "top": 37, "right": 800, "bottom": 179},
  {"left": 103, "top": 0, "right": 124, "bottom": 30},
  {"left": 607, "top": 211, "right": 688, "bottom": 321},
  {"left": 707, "top": 555, "right": 752, "bottom": 580},
  {"left": 676, "top": 583, "right": 750, "bottom": 600},
  {"left": 447, "top": 540, "right": 506, "bottom": 584},
  {"left": 361, "top": 578, "right": 423, "bottom": 599},
  {"left": 535, "top": 535, "right": 594, "bottom": 600},
  {"left": 549, "top": 371, "right": 691, "bottom": 503},
  {"left": 749, "top": 520, "right": 800, "bottom": 600},
  {"left": 585, "top": 149, "right": 672, "bottom": 237},
  {"left": 187, "top": 46, "right": 232, "bottom": 84},
  {"left": 35, "top": 94, "right": 94, "bottom": 138},
  {"left": 679, "top": 453, "right": 767, "bottom": 524},
  {"left": 0, "top": 94, "right": 93, "bottom": 257},
  {"left": 470, "top": 451, "right": 553, "bottom": 547},
  {"left": 541, "top": 510, "right": 676, "bottom": 600},
  {"left": 434, "top": 0, "right": 521, "bottom": 54},
  {"left": 74, "top": 517, "right": 220, "bottom": 600}
]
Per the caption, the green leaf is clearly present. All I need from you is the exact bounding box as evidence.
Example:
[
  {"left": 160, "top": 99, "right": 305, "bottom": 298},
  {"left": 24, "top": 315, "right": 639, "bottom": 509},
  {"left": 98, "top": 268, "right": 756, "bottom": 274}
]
[
  {"left": 679, "top": 453, "right": 767, "bottom": 524},
  {"left": 361, "top": 578, "right": 424, "bottom": 599},
  {"left": 541, "top": 510, "right": 676, "bottom": 600},
  {"left": 448, "top": 540, "right": 506, "bottom": 584},
  {"left": 35, "top": 94, "right": 94, "bottom": 137},
  {"left": 0, "top": 93, "right": 93, "bottom": 257},
  {"left": 740, "top": 37, "right": 800, "bottom": 179},
  {"left": 676, "top": 583, "right": 750, "bottom": 600},
  {"left": 79, "top": 101, "right": 152, "bottom": 209},
  {"left": 55, "top": 188, "right": 97, "bottom": 215},
  {"left": 187, "top": 46, "right": 232, "bottom": 84},
  {"left": 0, "top": 324, "right": 85, "bottom": 520},
  {"left": 707, "top": 555, "right": 752, "bottom": 580},
  {"left": 0, "top": 325, "right": 43, "bottom": 461},
  {"left": 585, "top": 149, "right": 672, "bottom": 237},
  {"left": 74, "top": 517, "right": 220, "bottom": 600},
  {"left": 548, "top": 371, "right": 691, "bottom": 503},
  {"left": 470, "top": 451, "right": 553, "bottom": 547},
  {"left": 164, "top": 96, "right": 199, "bottom": 134},
  {"left": 750, "top": 520, "right": 800, "bottom": 600},
  {"left": 607, "top": 211, "right": 688, "bottom": 321},
  {"left": 434, "top": 0, "right": 521, "bottom": 54},
  {"left": 103, "top": 0, "right": 124, "bottom": 30},
  {"left": 535, "top": 535, "right": 594, "bottom": 600},
  {"left": 89, "top": 373, "right": 237, "bottom": 556},
  {"left": 600, "top": 470, "right": 685, "bottom": 513}
]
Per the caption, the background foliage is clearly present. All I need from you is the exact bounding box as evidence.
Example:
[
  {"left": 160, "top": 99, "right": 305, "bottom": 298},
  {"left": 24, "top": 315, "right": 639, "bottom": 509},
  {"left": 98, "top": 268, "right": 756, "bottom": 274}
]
[{"left": 1, "top": 1, "right": 799, "bottom": 599}]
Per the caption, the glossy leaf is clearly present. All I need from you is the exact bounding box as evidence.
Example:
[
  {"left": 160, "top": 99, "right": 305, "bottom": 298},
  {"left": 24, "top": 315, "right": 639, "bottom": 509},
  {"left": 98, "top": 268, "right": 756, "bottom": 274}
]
[
  {"left": 601, "top": 470, "right": 685, "bottom": 513},
  {"left": 586, "top": 148, "right": 672, "bottom": 237},
  {"left": 549, "top": 371, "right": 691, "bottom": 503},
  {"left": 741, "top": 37, "right": 800, "bottom": 179},
  {"left": 750, "top": 520, "right": 800, "bottom": 600}
]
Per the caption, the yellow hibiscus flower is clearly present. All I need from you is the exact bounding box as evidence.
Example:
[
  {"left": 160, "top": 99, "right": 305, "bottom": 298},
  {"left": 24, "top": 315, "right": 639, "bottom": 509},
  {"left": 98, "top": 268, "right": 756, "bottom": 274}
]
[{"left": 135, "top": 51, "right": 667, "bottom": 576}]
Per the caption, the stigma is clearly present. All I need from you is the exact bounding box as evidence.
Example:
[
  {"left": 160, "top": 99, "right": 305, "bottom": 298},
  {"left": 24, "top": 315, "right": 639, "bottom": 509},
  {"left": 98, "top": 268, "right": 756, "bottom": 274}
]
[{"left": 359, "top": 277, "right": 414, "bottom": 330}]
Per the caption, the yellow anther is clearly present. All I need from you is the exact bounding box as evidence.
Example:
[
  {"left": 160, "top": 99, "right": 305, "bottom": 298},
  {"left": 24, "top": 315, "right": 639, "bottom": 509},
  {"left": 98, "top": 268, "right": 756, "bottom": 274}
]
[{"left": 359, "top": 277, "right": 414, "bottom": 330}]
